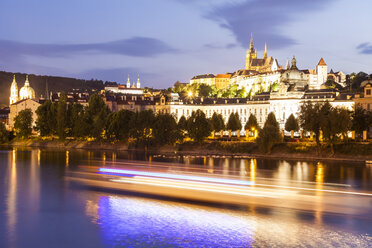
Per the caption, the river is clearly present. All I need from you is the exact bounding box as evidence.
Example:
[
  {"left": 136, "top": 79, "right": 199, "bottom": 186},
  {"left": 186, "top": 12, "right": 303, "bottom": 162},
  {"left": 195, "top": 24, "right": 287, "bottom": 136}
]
[{"left": 0, "top": 148, "right": 371, "bottom": 247}]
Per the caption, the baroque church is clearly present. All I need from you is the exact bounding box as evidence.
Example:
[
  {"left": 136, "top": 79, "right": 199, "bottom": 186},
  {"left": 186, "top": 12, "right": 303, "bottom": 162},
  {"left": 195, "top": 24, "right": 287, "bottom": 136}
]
[{"left": 9, "top": 75, "right": 36, "bottom": 105}]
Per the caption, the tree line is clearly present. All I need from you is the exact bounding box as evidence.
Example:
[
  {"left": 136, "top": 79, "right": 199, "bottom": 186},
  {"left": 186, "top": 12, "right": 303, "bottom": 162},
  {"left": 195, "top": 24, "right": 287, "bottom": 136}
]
[{"left": 1, "top": 94, "right": 371, "bottom": 153}]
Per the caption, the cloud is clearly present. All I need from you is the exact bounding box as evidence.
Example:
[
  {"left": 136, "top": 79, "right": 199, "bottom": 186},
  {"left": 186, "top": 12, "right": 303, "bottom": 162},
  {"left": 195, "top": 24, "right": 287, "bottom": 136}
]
[
  {"left": 203, "top": 43, "right": 238, "bottom": 49},
  {"left": 357, "top": 42, "right": 372, "bottom": 54},
  {"left": 0, "top": 37, "right": 178, "bottom": 60},
  {"left": 203, "top": 0, "right": 335, "bottom": 49}
]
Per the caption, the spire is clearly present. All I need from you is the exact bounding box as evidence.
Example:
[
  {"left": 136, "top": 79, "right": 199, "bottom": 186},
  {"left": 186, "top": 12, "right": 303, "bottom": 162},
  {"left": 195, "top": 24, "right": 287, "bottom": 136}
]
[
  {"left": 263, "top": 42, "right": 267, "bottom": 59},
  {"left": 249, "top": 33, "right": 254, "bottom": 50},
  {"left": 25, "top": 75, "right": 30, "bottom": 86},
  {"left": 126, "top": 74, "right": 130, "bottom": 88},
  {"left": 136, "top": 74, "right": 141, "bottom": 88},
  {"left": 285, "top": 59, "right": 290, "bottom": 70},
  {"left": 13, "top": 75, "right": 16, "bottom": 83}
]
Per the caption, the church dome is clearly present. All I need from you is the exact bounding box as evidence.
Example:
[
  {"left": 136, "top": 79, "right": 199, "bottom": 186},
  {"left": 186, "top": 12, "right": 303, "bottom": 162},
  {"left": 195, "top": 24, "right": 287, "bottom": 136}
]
[{"left": 20, "top": 75, "right": 36, "bottom": 100}]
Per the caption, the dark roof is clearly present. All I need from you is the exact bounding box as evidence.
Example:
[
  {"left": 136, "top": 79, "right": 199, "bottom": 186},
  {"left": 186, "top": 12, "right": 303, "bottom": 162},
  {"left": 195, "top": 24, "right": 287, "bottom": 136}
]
[{"left": 191, "top": 74, "right": 215, "bottom": 79}]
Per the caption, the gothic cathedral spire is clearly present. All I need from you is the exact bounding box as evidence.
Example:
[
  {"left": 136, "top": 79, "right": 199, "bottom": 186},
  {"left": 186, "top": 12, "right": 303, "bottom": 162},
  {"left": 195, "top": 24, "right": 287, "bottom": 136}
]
[{"left": 263, "top": 42, "right": 267, "bottom": 60}]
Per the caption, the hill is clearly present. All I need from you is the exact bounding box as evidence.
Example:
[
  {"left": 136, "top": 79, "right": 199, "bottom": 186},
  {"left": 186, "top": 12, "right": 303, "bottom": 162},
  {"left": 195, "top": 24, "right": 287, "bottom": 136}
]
[{"left": 0, "top": 71, "right": 105, "bottom": 107}]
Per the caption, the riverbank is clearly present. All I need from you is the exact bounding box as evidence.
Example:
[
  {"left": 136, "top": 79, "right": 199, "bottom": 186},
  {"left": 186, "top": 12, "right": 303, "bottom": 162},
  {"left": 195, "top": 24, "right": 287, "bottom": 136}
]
[{"left": 5, "top": 139, "right": 372, "bottom": 163}]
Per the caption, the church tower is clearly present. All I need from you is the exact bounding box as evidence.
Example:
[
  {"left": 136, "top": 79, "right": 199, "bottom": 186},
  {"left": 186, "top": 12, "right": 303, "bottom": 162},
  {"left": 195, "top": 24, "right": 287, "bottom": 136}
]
[
  {"left": 126, "top": 75, "right": 131, "bottom": 88},
  {"left": 245, "top": 34, "right": 257, "bottom": 70},
  {"left": 9, "top": 75, "right": 19, "bottom": 105},
  {"left": 263, "top": 43, "right": 267, "bottom": 60},
  {"left": 317, "top": 58, "right": 328, "bottom": 84},
  {"left": 136, "top": 75, "right": 141, "bottom": 88}
]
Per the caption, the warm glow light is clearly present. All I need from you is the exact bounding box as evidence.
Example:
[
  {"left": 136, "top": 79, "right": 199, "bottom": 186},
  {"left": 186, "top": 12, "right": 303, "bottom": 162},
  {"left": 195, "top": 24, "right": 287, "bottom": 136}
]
[
  {"left": 98, "top": 168, "right": 254, "bottom": 186},
  {"left": 188, "top": 91, "right": 193, "bottom": 97}
]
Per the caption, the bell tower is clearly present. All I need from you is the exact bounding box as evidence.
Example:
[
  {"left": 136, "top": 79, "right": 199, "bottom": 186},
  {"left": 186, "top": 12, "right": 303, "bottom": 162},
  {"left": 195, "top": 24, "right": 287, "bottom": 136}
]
[
  {"left": 245, "top": 33, "right": 257, "bottom": 70},
  {"left": 9, "top": 75, "right": 19, "bottom": 105}
]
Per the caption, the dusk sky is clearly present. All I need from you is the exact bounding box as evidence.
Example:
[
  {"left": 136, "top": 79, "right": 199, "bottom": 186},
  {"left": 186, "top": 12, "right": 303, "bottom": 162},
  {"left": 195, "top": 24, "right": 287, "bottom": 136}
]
[{"left": 0, "top": 0, "right": 371, "bottom": 88}]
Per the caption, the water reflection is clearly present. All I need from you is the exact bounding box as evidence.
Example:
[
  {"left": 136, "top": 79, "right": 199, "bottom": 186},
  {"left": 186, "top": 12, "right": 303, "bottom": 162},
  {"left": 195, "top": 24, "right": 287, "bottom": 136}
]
[
  {"left": 96, "top": 196, "right": 255, "bottom": 247},
  {"left": 6, "top": 149, "right": 17, "bottom": 246}
]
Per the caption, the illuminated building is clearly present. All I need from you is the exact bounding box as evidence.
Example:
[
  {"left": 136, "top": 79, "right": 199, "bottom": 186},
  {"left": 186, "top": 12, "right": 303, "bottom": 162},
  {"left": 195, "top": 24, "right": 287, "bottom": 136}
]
[
  {"left": 8, "top": 98, "right": 41, "bottom": 129},
  {"left": 19, "top": 75, "right": 36, "bottom": 100},
  {"left": 189, "top": 35, "right": 347, "bottom": 93},
  {"left": 9, "top": 75, "right": 19, "bottom": 105},
  {"left": 104, "top": 75, "right": 143, "bottom": 95}
]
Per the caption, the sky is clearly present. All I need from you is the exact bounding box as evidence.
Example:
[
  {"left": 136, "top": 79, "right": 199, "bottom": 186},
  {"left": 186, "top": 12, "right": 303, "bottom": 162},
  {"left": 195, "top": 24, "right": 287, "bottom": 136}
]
[{"left": 0, "top": 0, "right": 371, "bottom": 88}]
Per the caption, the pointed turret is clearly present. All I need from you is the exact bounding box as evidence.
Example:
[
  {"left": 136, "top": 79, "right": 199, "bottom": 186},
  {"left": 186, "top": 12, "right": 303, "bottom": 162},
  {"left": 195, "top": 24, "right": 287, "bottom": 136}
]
[
  {"left": 245, "top": 33, "right": 257, "bottom": 69},
  {"left": 318, "top": 58, "right": 327, "bottom": 66},
  {"left": 9, "top": 75, "right": 19, "bottom": 105},
  {"left": 136, "top": 75, "right": 141, "bottom": 88},
  {"left": 126, "top": 75, "right": 130, "bottom": 88},
  {"left": 263, "top": 42, "right": 267, "bottom": 60},
  {"left": 285, "top": 59, "right": 290, "bottom": 70}
]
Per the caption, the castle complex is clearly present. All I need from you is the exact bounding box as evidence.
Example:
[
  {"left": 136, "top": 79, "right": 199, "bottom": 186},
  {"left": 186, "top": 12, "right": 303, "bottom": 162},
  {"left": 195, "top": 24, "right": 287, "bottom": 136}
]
[{"left": 190, "top": 35, "right": 346, "bottom": 94}]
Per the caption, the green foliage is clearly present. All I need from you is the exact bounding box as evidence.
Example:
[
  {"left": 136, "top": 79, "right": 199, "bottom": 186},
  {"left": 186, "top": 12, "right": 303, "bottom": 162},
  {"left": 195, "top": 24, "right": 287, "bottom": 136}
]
[
  {"left": 86, "top": 94, "right": 111, "bottom": 140},
  {"left": 0, "top": 122, "right": 9, "bottom": 143},
  {"left": 106, "top": 109, "right": 134, "bottom": 141},
  {"left": 35, "top": 100, "right": 56, "bottom": 136},
  {"left": 187, "top": 110, "right": 211, "bottom": 142},
  {"left": 153, "top": 113, "right": 180, "bottom": 145},
  {"left": 129, "top": 110, "right": 155, "bottom": 146},
  {"left": 68, "top": 103, "right": 87, "bottom": 138},
  {"left": 227, "top": 112, "right": 242, "bottom": 131},
  {"left": 245, "top": 114, "right": 259, "bottom": 130},
  {"left": 285, "top": 114, "right": 299, "bottom": 132},
  {"left": 57, "top": 92, "right": 68, "bottom": 139},
  {"left": 14, "top": 108, "right": 33, "bottom": 139},
  {"left": 178, "top": 115, "right": 188, "bottom": 131},
  {"left": 298, "top": 101, "right": 322, "bottom": 144},
  {"left": 320, "top": 105, "right": 352, "bottom": 153},
  {"left": 210, "top": 112, "right": 225, "bottom": 131},
  {"left": 257, "top": 112, "right": 281, "bottom": 153},
  {"left": 352, "top": 104, "right": 371, "bottom": 137}
]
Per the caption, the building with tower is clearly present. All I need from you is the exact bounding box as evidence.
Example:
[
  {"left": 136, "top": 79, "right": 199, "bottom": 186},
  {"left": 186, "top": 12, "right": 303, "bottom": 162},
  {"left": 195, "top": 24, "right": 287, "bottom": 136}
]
[
  {"left": 19, "top": 75, "right": 36, "bottom": 100},
  {"left": 9, "top": 75, "right": 19, "bottom": 105},
  {"left": 104, "top": 75, "right": 143, "bottom": 95}
]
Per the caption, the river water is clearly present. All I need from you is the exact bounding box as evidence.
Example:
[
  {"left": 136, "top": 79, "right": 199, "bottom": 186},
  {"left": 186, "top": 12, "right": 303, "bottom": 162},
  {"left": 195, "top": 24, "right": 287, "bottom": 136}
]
[{"left": 0, "top": 148, "right": 371, "bottom": 247}]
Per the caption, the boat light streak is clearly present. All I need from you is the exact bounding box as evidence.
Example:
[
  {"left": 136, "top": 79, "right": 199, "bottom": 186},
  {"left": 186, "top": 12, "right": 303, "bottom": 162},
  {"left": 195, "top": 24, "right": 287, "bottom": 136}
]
[
  {"left": 110, "top": 177, "right": 279, "bottom": 198},
  {"left": 99, "top": 168, "right": 255, "bottom": 186}
]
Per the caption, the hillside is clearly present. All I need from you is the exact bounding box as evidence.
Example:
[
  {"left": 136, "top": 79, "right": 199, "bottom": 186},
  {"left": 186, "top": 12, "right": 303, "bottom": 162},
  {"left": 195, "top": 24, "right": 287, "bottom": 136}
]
[{"left": 0, "top": 71, "right": 105, "bottom": 106}]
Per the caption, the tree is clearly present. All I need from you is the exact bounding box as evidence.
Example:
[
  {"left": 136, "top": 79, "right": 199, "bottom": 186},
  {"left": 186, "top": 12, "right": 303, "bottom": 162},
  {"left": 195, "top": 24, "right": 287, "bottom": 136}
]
[
  {"left": 153, "top": 113, "right": 180, "bottom": 145},
  {"left": 14, "top": 109, "right": 33, "bottom": 139},
  {"left": 352, "top": 104, "right": 370, "bottom": 138},
  {"left": 68, "top": 103, "right": 87, "bottom": 138},
  {"left": 210, "top": 112, "right": 225, "bottom": 137},
  {"left": 321, "top": 106, "right": 351, "bottom": 154},
  {"left": 187, "top": 110, "right": 211, "bottom": 142},
  {"left": 57, "top": 92, "right": 68, "bottom": 139},
  {"left": 257, "top": 112, "right": 281, "bottom": 153},
  {"left": 85, "top": 94, "right": 111, "bottom": 140},
  {"left": 245, "top": 114, "right": 259, "bottom": 136},
  {"left": 298, "top": 101, "right": 322, "bottom": 145},
  {"left": 106, "top": 109, "right": 134, "bottom": 141},
  {"left": 0, "top": 122, "right": 9, "bottom": 143},
  {"left": 198, "top": 84, "right": 213, "bottom": 98},
  {"left": 178, "top": 115, "right": 188, "bottom": 131},
  {"left": 129, "top": 110, "right": 155, "bottom": 146},
  {"left": 227, "top": 112, "right": 242, "bottom": 133},
  {"left": 285, "top": 114, "right": 299, "bottom": 138},
  {"left": 35, "top": 100, "right": 55, "bottom": 136}
]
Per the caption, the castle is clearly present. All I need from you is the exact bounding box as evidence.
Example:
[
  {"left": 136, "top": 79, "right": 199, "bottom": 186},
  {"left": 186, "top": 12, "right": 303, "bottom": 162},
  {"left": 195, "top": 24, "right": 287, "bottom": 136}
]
[{"left": 190, "top": 35, "right": 346, "bottom": 94}]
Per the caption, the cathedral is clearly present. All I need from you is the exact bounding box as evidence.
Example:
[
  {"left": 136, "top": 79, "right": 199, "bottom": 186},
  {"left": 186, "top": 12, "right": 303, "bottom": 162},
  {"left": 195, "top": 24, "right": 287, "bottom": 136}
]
[
  {"left": 9, "top": 75, "right": 36, "bottom": 105},
  {"left": 189, "top": 34, "right": 347, "bottom": 94},
  {"left": 245, "top": 34, "right": 279, "bottom": 73}
]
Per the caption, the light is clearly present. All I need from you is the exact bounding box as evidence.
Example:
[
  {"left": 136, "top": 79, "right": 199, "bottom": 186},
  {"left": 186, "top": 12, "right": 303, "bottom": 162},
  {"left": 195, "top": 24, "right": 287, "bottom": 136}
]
[
  {"left": 188, "top": 91, "right": 193, "bottom": 97},
  {"left": 98, "top": 168, "right": 254, "bottom": 186}
]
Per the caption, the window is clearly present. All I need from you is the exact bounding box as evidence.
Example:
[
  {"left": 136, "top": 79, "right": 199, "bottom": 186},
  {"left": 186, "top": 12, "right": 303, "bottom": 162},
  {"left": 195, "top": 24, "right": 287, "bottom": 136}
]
[{"left": 366, "top": 89, "right": 371, "bottom": 96}]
